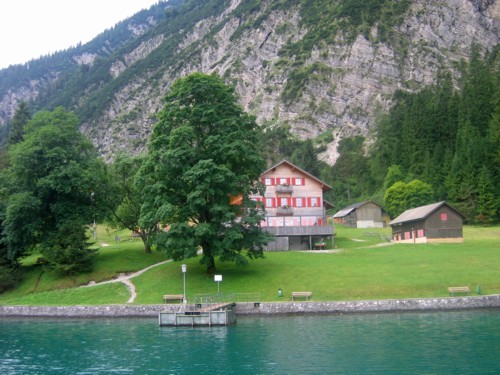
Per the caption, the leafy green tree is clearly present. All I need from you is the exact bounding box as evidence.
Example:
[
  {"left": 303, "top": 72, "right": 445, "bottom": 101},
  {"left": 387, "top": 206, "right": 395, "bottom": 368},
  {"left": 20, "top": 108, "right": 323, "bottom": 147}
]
[
  {"left": 404, "top": 180, "right": 434, "bottom": 209},
  {"left": 384, "top": 181, "right": 408, "bottom": 218},
  {"left": 108, "top": 153, "right": 158, "bottom": 253},
  {"left": 384, "top": 179, "right": 434, "bottom": 218},
  {"left": 3, "top": 107, "right": 107, "bottom": 272},
  {"left": 384, "top": 165, "right": 405, "bottom": 190},
  {"left": 139, "top": 73, "right": 271, "bottom": 274}
]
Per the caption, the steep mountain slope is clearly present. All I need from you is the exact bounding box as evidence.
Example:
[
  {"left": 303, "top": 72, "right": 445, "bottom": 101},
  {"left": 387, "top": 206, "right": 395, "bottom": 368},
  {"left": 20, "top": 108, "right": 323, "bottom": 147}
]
[{"left": 0, "top": 0, "right": 498, "bottom": 163}]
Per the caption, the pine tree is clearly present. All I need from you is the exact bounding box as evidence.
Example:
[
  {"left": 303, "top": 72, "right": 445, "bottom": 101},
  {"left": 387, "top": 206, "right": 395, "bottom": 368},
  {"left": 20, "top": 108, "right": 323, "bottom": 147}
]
[
  {"left": 475, "top": 166, "right": 498, "bottom": 225},
  {"left": 7, "top": 102, "right": 31, "bottom": 146}
]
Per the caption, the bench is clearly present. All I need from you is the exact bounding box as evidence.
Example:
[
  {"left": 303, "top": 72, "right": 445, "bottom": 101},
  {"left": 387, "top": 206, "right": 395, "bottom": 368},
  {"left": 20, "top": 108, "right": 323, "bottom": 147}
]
[
  {"left": 314, "top": 242, "right": 326, "bottom": 250},
  {"left": 291, "top": 291, "right": 312, "bottom": 300},
  {"left": 447, "top": 286, "right": 470, "bottom": 296},
  {"left": 163, "top": 294, "right": 184, "bottom": 303}
]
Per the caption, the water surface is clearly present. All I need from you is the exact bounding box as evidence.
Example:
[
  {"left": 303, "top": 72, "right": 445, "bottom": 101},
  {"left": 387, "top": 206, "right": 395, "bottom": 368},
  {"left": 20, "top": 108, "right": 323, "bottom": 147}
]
[{"left": 1, "top": 309, "right": 499, "bottom": 374}]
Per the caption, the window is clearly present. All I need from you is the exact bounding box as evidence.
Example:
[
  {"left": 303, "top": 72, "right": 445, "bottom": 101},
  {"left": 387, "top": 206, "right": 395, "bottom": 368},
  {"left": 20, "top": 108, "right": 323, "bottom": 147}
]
[
  {"left": 279, "top": 178, "right": 288, "bottom": 185},
  {"left": 296, "top": 197, "right": 303, "bottom": 207},
  {"left": 310, "top": 197, "right": 318, "bottom": 207},
  {"left": 280, "top": 198, "right": 289, "bottom": 207},
  {"left": 265, "top": 198, "right": 273, "bottom": 207},
  {"left": 294, "top": 178, "right": 303, "bottom": 186},
  {"left": 440, "top": 213, "right": 448, "bottom": 221},
  {"left": 264, "top": 178, "right": 272, "bottom": 186}
]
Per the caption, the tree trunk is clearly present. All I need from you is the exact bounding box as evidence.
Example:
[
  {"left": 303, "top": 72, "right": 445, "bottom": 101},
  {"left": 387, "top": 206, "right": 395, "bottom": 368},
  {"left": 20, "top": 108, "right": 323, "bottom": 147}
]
[
  {"left": 140, "top": 233, "right": 152, "bottom": 254},
  {"left": 202, "top": 242, "right": 216, "bottom": 275},
  {"left": 206, "top": 255, "right": 216, "bottom": 275}
]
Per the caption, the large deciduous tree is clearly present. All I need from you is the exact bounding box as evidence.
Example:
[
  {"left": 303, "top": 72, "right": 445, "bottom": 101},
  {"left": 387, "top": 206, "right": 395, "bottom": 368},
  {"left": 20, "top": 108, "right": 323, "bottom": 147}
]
[
  {"left": 139, "top": 73, "right": 271, "bottom": 274},
  {"left": 3, "top": 107, "right": 108, "bottom": 273},
  {"left": 384, "top": 179, "right": 434, "bottom": 218},
  {"left": 108, "top": 153, "right": 158, "bottom": 253}
]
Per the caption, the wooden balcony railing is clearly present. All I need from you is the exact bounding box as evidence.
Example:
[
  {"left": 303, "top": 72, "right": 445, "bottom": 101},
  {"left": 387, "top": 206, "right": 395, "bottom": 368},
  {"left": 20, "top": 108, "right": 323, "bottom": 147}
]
[
  {"left": 276, "top": 184, "right": 293, "bottom": 194},
  {"left": 277, "top": 206, "right": 294, "bottom": 216}
]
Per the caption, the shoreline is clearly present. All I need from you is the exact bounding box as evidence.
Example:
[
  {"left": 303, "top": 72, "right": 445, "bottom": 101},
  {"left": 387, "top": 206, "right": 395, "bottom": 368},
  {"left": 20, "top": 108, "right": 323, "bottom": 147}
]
[{"left": 1, "top": 294, "right": 499, "bottom": 318}]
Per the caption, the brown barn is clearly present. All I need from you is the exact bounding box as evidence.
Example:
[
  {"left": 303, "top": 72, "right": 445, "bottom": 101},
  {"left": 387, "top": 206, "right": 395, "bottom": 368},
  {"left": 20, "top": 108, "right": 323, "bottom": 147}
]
[
  {"left": 333, "top": 200, "right": 388, "bottom": 228},
  {"left": 390, "top": 201, "right": 464, "bottom": 243}
]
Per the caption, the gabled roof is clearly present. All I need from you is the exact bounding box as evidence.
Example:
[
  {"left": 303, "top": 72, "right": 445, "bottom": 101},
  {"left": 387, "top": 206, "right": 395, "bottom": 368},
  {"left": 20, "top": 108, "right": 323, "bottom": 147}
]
[
  {"left": 389, "top": 201, "right": 464, "bottom": 226},
  {"left": 332, "top": 200, "right": 382, "bottom": 218},
  {"left": 324, "top": 199, "right": 335, "bottom": 210},
  {"left": 261, "top": 160, "right": 332, "bottom": 192}
]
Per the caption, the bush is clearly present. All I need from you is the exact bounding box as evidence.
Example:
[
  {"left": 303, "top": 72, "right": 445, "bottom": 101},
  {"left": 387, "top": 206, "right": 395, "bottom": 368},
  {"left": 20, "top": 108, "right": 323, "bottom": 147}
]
[
  {"left": 41, "top": 222, "right": 99, "bottom": 275},
  {"left": 0, "top": 265, "right": 21, "bottom": 293}
]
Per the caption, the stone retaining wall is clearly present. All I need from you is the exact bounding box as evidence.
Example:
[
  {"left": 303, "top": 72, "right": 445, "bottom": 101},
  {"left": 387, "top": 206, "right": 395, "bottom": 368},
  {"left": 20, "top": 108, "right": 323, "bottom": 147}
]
[{"left": 1, "top": 295, "right": 499, "bottom": 318}]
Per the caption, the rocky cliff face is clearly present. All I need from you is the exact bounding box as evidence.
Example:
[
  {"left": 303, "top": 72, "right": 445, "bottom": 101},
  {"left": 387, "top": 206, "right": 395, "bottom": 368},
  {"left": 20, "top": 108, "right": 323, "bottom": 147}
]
[{"left": 1, "top": 0, "right": 499, "bottom": 163}]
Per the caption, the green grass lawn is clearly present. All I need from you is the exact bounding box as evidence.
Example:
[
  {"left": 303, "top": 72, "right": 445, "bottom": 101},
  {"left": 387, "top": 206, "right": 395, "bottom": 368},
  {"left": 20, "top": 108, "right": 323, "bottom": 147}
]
[
  {"left": 0, "top": 226, "right": 168, "bottom": 304},
  {"left": 1, "top": 225, "right": 499, "bottom": 305}
]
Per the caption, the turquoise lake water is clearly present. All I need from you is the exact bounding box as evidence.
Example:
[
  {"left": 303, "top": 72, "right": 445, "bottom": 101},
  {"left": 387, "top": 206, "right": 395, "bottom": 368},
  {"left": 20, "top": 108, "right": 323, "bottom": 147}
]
[{"left": 1, "top": 309, "right": 499, "bottom": 374}]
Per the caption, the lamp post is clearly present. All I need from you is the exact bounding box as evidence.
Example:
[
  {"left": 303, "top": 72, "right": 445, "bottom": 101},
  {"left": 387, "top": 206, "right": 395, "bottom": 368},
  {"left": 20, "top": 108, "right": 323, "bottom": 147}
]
[{"left": 181, "top": 264, "right": 187, "bottom": 304}]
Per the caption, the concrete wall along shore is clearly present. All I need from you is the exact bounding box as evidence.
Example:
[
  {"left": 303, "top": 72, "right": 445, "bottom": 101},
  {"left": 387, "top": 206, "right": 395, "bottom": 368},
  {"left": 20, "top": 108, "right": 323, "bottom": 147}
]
[{"left": 1, "top": 295, "right": 500, "bottom": 318}]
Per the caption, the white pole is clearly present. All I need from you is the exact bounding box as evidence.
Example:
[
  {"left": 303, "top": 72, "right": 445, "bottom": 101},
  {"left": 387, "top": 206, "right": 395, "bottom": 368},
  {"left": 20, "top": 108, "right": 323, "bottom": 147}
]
[{"left": 181, "top": 264, "right": 187, "bottom": 304}]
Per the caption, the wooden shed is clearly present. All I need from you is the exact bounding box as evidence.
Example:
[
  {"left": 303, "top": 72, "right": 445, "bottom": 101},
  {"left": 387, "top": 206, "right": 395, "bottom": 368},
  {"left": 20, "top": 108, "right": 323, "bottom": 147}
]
[
  {"left": 389, "top": 201, "right": 464, "bottom": 243},
  {"left": 333, "top": 201, "right": 387, "bottom": 228}
]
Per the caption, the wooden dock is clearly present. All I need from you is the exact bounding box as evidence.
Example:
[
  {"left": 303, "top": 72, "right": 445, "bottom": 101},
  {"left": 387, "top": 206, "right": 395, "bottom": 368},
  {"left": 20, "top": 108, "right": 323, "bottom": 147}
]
[{"left": 159, "top": 301, "right": 237, "bottom": 327}]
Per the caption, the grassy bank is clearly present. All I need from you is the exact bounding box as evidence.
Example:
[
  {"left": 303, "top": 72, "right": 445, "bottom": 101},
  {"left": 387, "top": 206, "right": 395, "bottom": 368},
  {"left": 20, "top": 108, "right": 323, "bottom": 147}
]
[{"left": 0, "top": 225, "right": 499, "bottom": 305}]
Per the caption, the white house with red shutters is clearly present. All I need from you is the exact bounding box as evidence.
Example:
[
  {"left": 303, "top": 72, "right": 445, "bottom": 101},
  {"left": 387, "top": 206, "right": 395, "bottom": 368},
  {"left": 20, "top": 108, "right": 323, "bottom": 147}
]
[{"left": 251, "top": 160, "right": 334, "bottom": 251}]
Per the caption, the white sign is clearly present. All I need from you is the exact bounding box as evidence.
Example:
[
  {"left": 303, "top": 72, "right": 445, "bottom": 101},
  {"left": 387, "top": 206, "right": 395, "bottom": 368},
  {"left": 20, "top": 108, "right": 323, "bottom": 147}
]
[{"left": 214, "top": 275, "right": 222, "bottom": 282}]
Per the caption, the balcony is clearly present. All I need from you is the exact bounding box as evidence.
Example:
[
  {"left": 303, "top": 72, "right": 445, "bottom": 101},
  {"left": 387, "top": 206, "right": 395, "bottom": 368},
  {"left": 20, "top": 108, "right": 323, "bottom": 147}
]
[
  {"left": 277, "top": 206, "right": 294, "bottom": 216},
  {"left": 276, "top": 184, "right": 293, "bottom": 194},
  {"left": 264, "top": 225, "right": 334, "bottom": 237}
]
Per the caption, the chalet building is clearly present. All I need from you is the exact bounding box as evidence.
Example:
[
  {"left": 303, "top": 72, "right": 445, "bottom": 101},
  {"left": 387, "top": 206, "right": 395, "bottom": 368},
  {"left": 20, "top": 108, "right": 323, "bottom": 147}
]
[
  {"left": 252, "top": 160, "right": 334, "bottom": 251},
  {"left": 389, "top": 201, "right": 464, "bottom": 243},
  {"left": 333, "top": 200, "right": 388, "bottom": 228}
]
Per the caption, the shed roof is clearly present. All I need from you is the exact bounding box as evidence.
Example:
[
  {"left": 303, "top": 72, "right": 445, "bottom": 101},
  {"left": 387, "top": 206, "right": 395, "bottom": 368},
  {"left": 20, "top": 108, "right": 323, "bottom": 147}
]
[
  {"left": 389, "top": 201, "right": 463, "bottom": 226},
  {"left": 332, "top": 200, "right": 382, "bottom": 218}
]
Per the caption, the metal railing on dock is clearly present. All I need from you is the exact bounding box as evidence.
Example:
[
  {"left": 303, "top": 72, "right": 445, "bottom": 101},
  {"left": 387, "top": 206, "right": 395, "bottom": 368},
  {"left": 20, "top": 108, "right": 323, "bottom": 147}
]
[{"left": 194, "top": 292, "right": 261, "bottom": 309}]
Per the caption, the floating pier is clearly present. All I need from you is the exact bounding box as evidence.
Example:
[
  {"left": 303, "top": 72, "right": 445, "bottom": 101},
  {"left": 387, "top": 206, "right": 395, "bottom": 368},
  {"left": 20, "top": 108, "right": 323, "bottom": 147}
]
[
  {"left": 159, "top": 303, "right": 236, "bottom": 326},
  {"left": 158, "top": 293, "right": 260, "bottom": 327}
]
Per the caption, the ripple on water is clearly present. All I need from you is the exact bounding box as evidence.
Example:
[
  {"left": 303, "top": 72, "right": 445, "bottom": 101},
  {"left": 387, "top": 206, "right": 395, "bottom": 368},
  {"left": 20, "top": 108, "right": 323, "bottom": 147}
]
[{"left": 0, "top": 310, "right": 499, "bottom": 374}]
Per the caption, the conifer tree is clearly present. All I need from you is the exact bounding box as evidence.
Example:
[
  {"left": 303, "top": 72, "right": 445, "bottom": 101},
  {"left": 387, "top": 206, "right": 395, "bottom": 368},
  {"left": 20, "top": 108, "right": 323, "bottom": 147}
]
[{"left": 7, "top": 102, "right": 31, "bottom": 146}]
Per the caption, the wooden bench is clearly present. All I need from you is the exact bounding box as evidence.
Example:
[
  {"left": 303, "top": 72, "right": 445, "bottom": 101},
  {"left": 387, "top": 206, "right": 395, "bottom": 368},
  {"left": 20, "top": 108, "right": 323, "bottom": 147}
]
[
  {"left": 447, "top": 286, "right": 470, "bottom": 296},
  {"left": 314, "top": 242, "right": 326, "bottom": 250},
  {"left": 291, "top": 291, "right": 312, "bottom": 300},
  {"left": 163, "top": 294, "right": 184, "bottom": 303}
]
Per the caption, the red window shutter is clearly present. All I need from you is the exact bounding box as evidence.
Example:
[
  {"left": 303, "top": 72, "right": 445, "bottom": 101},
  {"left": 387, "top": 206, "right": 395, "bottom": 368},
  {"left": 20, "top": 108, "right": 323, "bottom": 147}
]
[
  {"left": 307, "top": 197, "right": 312, "bottom": 207},
  {"left": 287, "top": 178, "right": 291, "bottom": 185},
  {"left": 292, "top": 197, "right": 296, "bottom": 207},
  {"left": 271, "top": 178, "right": 276, "bottom": 186},
  {"left": 272, "top": 198, "right": 277, "bottom": 207}
]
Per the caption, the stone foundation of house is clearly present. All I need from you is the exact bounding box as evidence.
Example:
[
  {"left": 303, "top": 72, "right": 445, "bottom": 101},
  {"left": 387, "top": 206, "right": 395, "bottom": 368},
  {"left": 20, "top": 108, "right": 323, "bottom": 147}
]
[{"left": 393, "top": 237, "right": 464, "bottom": 244}]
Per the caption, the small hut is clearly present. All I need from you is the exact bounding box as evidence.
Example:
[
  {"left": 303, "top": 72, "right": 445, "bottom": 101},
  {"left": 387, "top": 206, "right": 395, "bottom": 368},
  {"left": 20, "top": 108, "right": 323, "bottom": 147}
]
[
  {"left": 390, "top": 201, "right": 464, "bottom": 243},
  {"left": 333, "top": 201, "right": 387, "bottom": 228}
]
